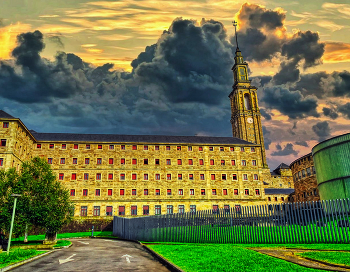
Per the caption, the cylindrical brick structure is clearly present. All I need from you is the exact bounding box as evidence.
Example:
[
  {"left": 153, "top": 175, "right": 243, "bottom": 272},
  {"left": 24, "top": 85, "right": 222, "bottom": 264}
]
[{"left": 312, "top": 133, "right": 350, "bottom": 200}]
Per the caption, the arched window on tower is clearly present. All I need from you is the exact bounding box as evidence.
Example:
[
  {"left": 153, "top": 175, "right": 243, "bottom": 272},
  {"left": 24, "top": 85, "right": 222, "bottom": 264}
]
[{"left": 244, "top": 94, "right": 251, "bottom": 110}]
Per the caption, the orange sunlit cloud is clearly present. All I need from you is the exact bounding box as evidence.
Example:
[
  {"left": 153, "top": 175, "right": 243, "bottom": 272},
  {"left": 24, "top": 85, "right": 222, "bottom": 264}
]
[{"left": 324, "top": 42, "right": 350, "bottom": 63}]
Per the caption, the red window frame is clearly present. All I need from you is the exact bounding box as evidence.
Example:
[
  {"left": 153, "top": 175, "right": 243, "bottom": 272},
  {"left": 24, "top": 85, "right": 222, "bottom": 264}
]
[
  {"left": 120, "top": 189, "right": 125, "bottom": 196},
  {"left": 132, "top": 173, "right": 137, "bottom": 180},
  {"left": 132, "top": 189, "right": 136, "bottom": 195},
  {"left": 201, "top": 189, "right": 205, "bottom": 195},
  {"left": 167, "top": 189, "right": 171, "bottom": 195},
  {"left": 167, "top": 174, "right": 171, "bottom": 180},
  {"left": 223, "top": 189, "right": 228, "bottom": 195},
  {"left": 144, "top": 159, "right": 148, "bottom": 165},
  {"left": 199, "top": 159, "right": 204, "bottom": 165},
  {"left": 144, "top": 189, "right": 148, "bottom": 195},
  {"left": 83, "top": 189, "right": 88, "bottom": 196},
  {"left": 233, "top": 174, "right": 237, "bottom": 180},
  {"left": 178, "top": 174, "right": 182, "bottom": 180},
  {"left": 71, "top": 173, "right": 76, "bottom": 180},
  {"left": 108, "top": 189, "right": 113, "bottom": 196},
  {"left": 109, "top": 145, "right": 114, "bottom": 150},
  {"left": 178, "top": 189, "right": 183, "bottom": 195},
  {"left": 84, "top": 173, "right": 89, "bottom": 180},
  {"left": 230, "top": 147, "right": 234, "bottom": 151},
  {"left": 132, "top": 145, "right": 137, "bottom": 150},
  {"left": 155, "top": 159, "right": 160, "bottom": 165},
  {"left": 119, "top": 206, "right": 125, "bottom": 215},
  {"left": 177, "top": 146, "right": 181, "bottom": 150},
  {"left": 0, "top": 139, "right": 6, "bottom": 147},
  {"left": 97, "top": 158, "right": 102, "bottom": 164},
  {"left": 86, "top": 144, "right": 90, "bottom": 149},
  {"left": 231, "top": 160, "right": 236, "bottom": 166},
  {"left": 255, "top": 189, "right": 260, "bottom": 195},
  {"left": 49, "top": 144, "right": 54, "bottom": 149},
  {"left": 222, "top": 174, "right": 226, "bottom": 180},
  {"left": 252, "top": 160, "right": 257, "bottom": 166},
  {"left": 108, "top": 173, "right": 113, "bottom": 180},
  {"left": 155, "top": 189, "right": 160, "bottom": 195},
  {"left": 198, "top": 146, "right": 203, "bottom": 151},
  {"left": 188, "top": 159, "right": 193, "bottom": 165},
  {"left": 109, "top": 158, "right": 114, "bottom": 164},
  {"left": 234, "top": 189, "right": 238, "bottom": 195},
  {"left": 120, "top": 173, "right": 125, "bottom": 180},
  {"left": 166, "top": 159, "right": 171, "bottom": 165},
  {"left": 212, "top": 189, "right": 216, "bottom": 195},
  {"left": 60, "top": 158, "right": 65, "bottom": 164},
  {"left": 190, "top": 189, "right": 194, "bottom": 195},
  {"left": 143, "top": 205, "right": 149, "bottom": 215},
  {"left": 121, "top": 145, "right": 125, "bottom": 150},
  {"left": 155, "top": 174, "right": 160, "bottom": 180},
  {"left": 177, "top": 159, "right": 182, "bottom": 165},
  {"left": 144, "top": 145, "right": 148, "bottom": 150},
  {"left": 244, "top": 189, "right": 249, "bottom": 195},
  {"left": 155, "top": 146, "right": 159, "bottom": 150},
  {"left": 74, "top": 144, "right": 78, "bottom": 149},
  {"left": 3, "top": 122, "right": 8, "bottom": 128},
  {"left": 211, "top": 174, "right": 215, "bottom": 180},
  {"left": 95, "top": 189, "right": 100, "bottom": 196},
  {"left": 96, "top": 173, "right": 101, "bottom": 180},
  {"left": 243, "top": 174, "right": 248, "bottom": 180},
  {"left": 188, "top": 146, "right": 192, "bottom": 151},
  {"left": 85, "top": 158, "right": 90, "bottom": 164},
  {"left": 221, "top": 160, "right": 225, "bottom": 165},
  {"left": 70, "top": 189, "right": 75, "bottom": 196},
  {"left": 200, "top": 174, "right": 204, "bottom": 180},
  {"left": 62, "top": 144, "right": 66, "bottom": 149},
  {"left": 144, "top": 174, "right": 148, "bottom": 180},
  {"left": 132, "top": 158, "right": 137, "bottom": 165},
  {"left": 131, "top": 206, "right": 137, "bottom": 215},
  {"left": 210, "top": 159, "right": 214, "bottom": 165},
  {"left": 220, "top": 147, "right": 224, "bottom": 151},
  {"left": 209, "top": 146, "right": 213, "bottom": 151},
  {"left": 48, "top": 158, "right": 52, "bottom": 164},
  {"left": 166, "top": 146, "right": 170, "bottom": 150},
  {"left": 254, "top": 174, "right": 258, "bottom": 180},
  {"left": 121, "top": 158, "right": 125, "bottom": 165},
  {"left": 189, "top": 174, "right": 193, "bottom": 180},
  {"left": 72, "top": 158, "right": 77, "bottom": 164},
  {"left": 37, "top": 144, "right": 41, "bottom": 149},
  {"left": 98, "top": 145, "right": 102, "bottom": 149}
]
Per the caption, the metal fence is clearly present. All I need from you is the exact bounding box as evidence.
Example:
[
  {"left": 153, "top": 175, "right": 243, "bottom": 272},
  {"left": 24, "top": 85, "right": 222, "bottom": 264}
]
[{"left": 113, "top": 199, "right": 350, "bottom": 244}]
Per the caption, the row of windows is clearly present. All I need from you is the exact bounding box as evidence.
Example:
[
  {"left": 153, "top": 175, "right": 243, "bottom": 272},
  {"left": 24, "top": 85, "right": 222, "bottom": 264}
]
[
  {"left": 37, "top": 143, "right": 256, "bottom": 152},
  {"left": 267, "top": 196, "right": 285, "bottom": 201},
  {"left": 294, "top": 166, "right": 316, "bottom": 181},
  {"left": 71, "top": 188, "right": 261, "bottom": 197},
  {"left": 49, "top": 157, "right": 258, "bottom": 167},
  {"left": 80, "top": 204, "right": 242, "bottom": 216},
  {"left": 60, "top": 172, "right": 259, "bottom": 181}
]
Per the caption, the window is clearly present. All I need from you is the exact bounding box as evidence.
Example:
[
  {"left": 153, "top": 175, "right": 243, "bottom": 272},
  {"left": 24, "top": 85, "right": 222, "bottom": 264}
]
[
  {"left": 242, "top": 160, "right": 246, "bottom": 166},
  {"left": 252, "top": 160, "right": 257, "bottom": 166},
  {"left": 213, "top": 205, "right": 219, "bottom": 214},
  {"left": 314, "top": 189, "right": 318, "bottom": 196},
  {"left": 70, "top": 189, "right": 75, "bottom": 196},
  {"left": 190, "top": 189, "right": 194, "bottom": 195},
  {"left": 144, "top": 145, "right": 148, "bottom": 150},
  {"left": 85, "top": 158, "right": 90, "bottom": 164},
  {"left": 108, "top": 173, "right": 113, "bottom": 180},
  {"left": 178, "top": 189, "right": 183, "bottom": 195},
  {"left": 144, "top": 174, "right": 148, "bottom": 180},
  {"left": 167, "top": 205, "right": 173, "bottom": 214},
  {"left": 155, "top": 145, "right": 159, "bottom": 150},
  {"left": 143, "top": 205, "right": 149, "bottom": 215},
  {"left": 200, "top": 174, "right": 204, "bottom": 180},
  {"left": 155, "top": 174, "right": 160, "bottom": 180},
  {"left": 223, "top": 189, "right": 227, "bottom": 195},
  {"left": 0, "top": 139, "right": 6, "bottom": 147},
  {"left": 120, "top": 189, "right": 125, "bottom": 196},
  {"left": 211, "top": 174, "right": 215, "bottom": 180},
  {"left": 268, "top": 197, "right": 271, "bottom": 201},
  {"left": 49, "top": 144, "right": 54, "bottom": 149},
  {"left": 121, "top": 145, "right": 125, "bottom": 150},
  {"left": 231, "top": 160, "right": 236, "bottom": 166},
  {"left": 209, "top": 147, "right": 213, "bottom": 151},
  {"left": 48, "top": 158, "right": 52, "bottom": 164},
  {"left": 37, "top": 144, "right": 41, "bottom": 149},
  {"left": 190, "top": 205, "right": 196, "bottom": 213},
  {"left": 275, "top": 197, "right": 278, "bottom": 201},
  {"left": 281, "top": 197, "right": 285, "bottom": 201},
  {"left": 81, "top": 206, "right": 87, "bottom": 216},
  {"left": 221, "top": 160, "right": 225, "bottom": 165},
  {"left": 306, "top": 167, "right": 311, "bottom": 176},
  {"left": 188, "top": 159, "right": 193, "bottom": 165},
  {"left": 188, "top": 146, "right": 192, "bottom": 151},
  {"left": 155, "top": 205, "right": 161, "bottom": 215},
  {"left": 222, "top": 174, "right": 226, "bottom": 180},
  {"left": 98, "top": 145, "right": 102, "bottom": 149},
  {"left": 251, "top": 147, "right": 255, "bottom": 152},
  {"left": 312, "top": 166, "right": 316, "bottom": 174},
  {"left": 255, "top": 189, "right": 260, "bottom": 195},
  {"left": 244, "top": 189, "right": 249, "bottom": 195},
  {"left": 166, "top": 146, "right": 170, "bottom": 150},
  {"left": 119, "top": 206, "right": 125, "bottom": 215},
  {"left": 155, "top": 189, "right": 160, "bottom": 195},
  {"left": 60, "top": 158, "right": 65, "bottom": 164},
  {"left": 232, "top": 174, "right": 237, "bottom": 180},
  {"left": 224, "top": 205, "right": 230, "bottom": 213},
  {"left": 132, "top": 189, "right": 136, "bottom": 195},
  {"left": 106, "top": 206, "right": 113, "bottom": 216},
  {"left": 166, "top": 159, "right": 171, "bottom": 165},
  {"left": 241, "top": 147, "right": 245, "bottom": 152},
  {"left": 95, "top": 189, "right": 100, "bottom": 196},
  {"left": 121, "top": 158, "right": 125, "bottom": 165},
  {"left": 84, "top": 173, "right": 89, "bottom": 180},
  {"left": 120, "top": 173, "right": 125, "bottom": 180},
  {"left": 96, "top": 173, "right": 101, "bottom": 180},
  {"left": 199, "top": 159, "right": 204, "bottom": 165},
  {"left": 3, "top": 122, "right": 8, "bottom": 128},
  {"left": 109, "top": 145, "right": 114, "bottom": 150},
  {"left": 71, "top": 173, "right": 76, "bottom": 180},
  {"left": 155, "top": 159, "right": 160, "bottom": 165},
  {"left": 254, "top": 174, "right": 258, "bottom": 180},
  {"left": 178, "top": 205, "right": 185, "bottom": 213},
  {"left": 167, "top": 189, "right": 171, "bottom": 195},
  {"left": 74, "top": 144, "right": 78, "bottom": 149},
  {"left": 167, "top": 174, "right": 171, "bottom": 180},
  {"left": 178, "top": 174, "right": 182, "bottom": 180},
  {"left": 144, "top": 189, "right": 148, "bottom": 195},
  {"left": 210, "top": 159, "right": 214, "bottom": 165},
  {"left": 97, "top": 158, "right": 102, "bottom": 164},
  {"left": 212, "top": 189, "right": 217, "bottom": 195},
  {"left": 109, "top": 158, "right": 114, "bottom": 165},
  {"left": 234, "top": 189, "right": 238, "bottom": 195},
  {"left": 235, "top": 205, "right": 241, "bottom": 214},
  {"left": 220, "top": 147, "right": 224, "bottom": 151},
  {"left": 201, "top": 189, "right": 205, "bottom": 195},
  {"left": 177, "top": 159, "right": 182, "bottom": 165},
  {"left": 298, "top": 171, "right": 301, "bottom": 178},
  {"left": 73, "top": 158, "right": 77, "bottom": 164},
  {"left": 132, "top": 158, "right": 137, "bottom": 165},
  {"left": 302, "top": 169, "right": 306, "bottom": 177},
  {"left": 189, "top": 174, "right": 193, "bottom": 180},
  {"left": 177, "top": 146, "right": 181, "bottom": 151},
  {"left": 144, "top": 159, "right": 148, "bottom": 165},
  {"left": 59, "top": 173, "right": 64, "bottom": 180},
  {"left": 132, "top": 145, "right": 137, "bottom": 150},
  {"left": 131, "top": 206, "right": 137, "bottom": 215},
  {"left": 132, "top": 173, "right": 137, "bottom": 180},
  {"left": 83, "top": 189, "right": 88, "bottom": 196},
  {"left": 199, "top": 146, "right": 203, "bottom": 151},
  {"left": 86, "top": 144, "right": 90, "bottom": 149},
  {"left": 230, "top": 147, "right": 234, "bottom": 151},
  {"left": 62, "top": 144, "right": 66, "bottom": 149},
  {"left": 243, "top": 174, "right": 248, "bottom": 180}
]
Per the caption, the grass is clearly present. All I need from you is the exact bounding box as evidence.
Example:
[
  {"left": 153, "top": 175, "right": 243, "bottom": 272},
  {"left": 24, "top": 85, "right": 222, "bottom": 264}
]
[
  {"left": 147, "top": 244, "right": 328, "bottom": 272},
  {"left": 297, "top": 251, "right": 350, "bottom": 267},
  {"left": 0, "top": 248, "right": 44, "bottom": 269},
  {"left": 12, "top": 231, "right": 114, "bottom": 242},
  {"left": 53, "top": 240, "right": 72, "bottom": 247}
]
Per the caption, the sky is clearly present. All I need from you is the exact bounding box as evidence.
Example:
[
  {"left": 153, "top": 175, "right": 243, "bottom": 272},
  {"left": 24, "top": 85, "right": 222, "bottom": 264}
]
[{"left": 0, "top": 0, "right": 349, "bottom": 170}]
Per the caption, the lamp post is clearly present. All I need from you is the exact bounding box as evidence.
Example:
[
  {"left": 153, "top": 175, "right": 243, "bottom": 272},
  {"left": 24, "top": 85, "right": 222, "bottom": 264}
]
[{"left": 7, "top": 194, "right": 21, "bottom": 255}]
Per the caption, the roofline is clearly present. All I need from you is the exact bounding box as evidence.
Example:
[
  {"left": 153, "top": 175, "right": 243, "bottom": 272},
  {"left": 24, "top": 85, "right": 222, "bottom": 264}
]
[
  {"left": 289, "top": 152, "right": 312, "bottom": 168},
  {"left": 1, "top": 117, "right": 37, "bottom": 142}
]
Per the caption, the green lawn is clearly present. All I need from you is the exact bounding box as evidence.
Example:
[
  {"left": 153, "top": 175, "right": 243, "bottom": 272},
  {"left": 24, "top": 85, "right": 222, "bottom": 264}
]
[
  {"left": 12, "top": 231, "right": 114, "bottom": 242},
  {"left": 0, "top": 249, "right": 44, "bottom": 269},
  {"left": 297, "top": 251, "right": 350, "bottom": 267},
  {"left": 147, "top": 244, "right": 329, "bottom": 272}
]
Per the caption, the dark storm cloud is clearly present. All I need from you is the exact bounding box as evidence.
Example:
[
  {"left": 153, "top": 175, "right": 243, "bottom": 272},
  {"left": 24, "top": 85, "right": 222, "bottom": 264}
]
[
  {"left": 261, "top": 87, "right": 319, "bottom": 119},
  {"left": 332, "top": 71, "right": 350, "bottom": 97},
  {"left": 131, "top": 44, "right": 157, "bottom": 70},
  {"left": 338, "top": 103, "right": 350, "bottom": 119},
  {"left": 291, "top": 72, "right": 328, "bottom": 98},
  {"left": 295, "top": 141, "right": 309, "bottom": 147},
  {"left": 312, "top": 121, "right": 331, "bottom": 142},
  {"left": 260, "top": 108, "right": 272, "bottom": 120},
  {"left": 322, "top": 107, "right": 339, "bottom": 119},
  {"left": 262, "top": 126, "right": 271, "bottom": 150},
  {"left": 47, "top": 34, "right": 64, "bottom": 49},
  {"left": 271, "top": 143, "right": 298, "bottom": 156},
  {"left": 273, "top": 59, "right": 300, "bottom": 85}
]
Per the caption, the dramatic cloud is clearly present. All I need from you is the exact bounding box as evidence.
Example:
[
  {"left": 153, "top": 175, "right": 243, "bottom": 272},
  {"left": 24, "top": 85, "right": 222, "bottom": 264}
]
[
  {"left": 262, "top": 126, "right": 272, "bottom": 150},
  {"left": 322, "top": 107, "right": 339, "bottom": 119},
  {"left": 271, "top": 143, "right": 298, "bottom": 156},
  {"left": 260, "top": 108, "right": 272, "bottom": 120},
  {"left": 338, "top": 103, "right": 350, "bottom": 119},
  {"left": 295, "top": 141, "right": 309, "bottom": 147},
  {"left": 312, "top": 121, "right": 331, "bottom": 141}
]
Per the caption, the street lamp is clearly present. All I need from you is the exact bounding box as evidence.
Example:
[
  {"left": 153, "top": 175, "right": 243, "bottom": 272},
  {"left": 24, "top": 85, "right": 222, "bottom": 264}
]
[{"left": 7, "top": 194, "right": 21, "bottom": 255}]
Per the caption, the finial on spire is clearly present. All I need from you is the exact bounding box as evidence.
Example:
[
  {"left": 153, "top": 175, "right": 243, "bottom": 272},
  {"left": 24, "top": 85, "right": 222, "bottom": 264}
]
[{"left": 232, "top": 20, "right": 239, "bottom": 51}]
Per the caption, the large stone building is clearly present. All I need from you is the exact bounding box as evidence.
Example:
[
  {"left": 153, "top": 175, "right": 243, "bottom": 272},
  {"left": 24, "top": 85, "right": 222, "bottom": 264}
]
[{"left": 0, "top": 46, "right": 293, "bottom": 218}]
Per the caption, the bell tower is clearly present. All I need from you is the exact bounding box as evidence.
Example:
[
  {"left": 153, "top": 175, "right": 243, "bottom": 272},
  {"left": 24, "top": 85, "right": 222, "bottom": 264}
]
[{"left": 229, "top": 21, "right": 268, "bottom": 167}]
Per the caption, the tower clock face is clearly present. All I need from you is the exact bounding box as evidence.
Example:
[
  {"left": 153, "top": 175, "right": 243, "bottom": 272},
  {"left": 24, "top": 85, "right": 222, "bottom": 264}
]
[{"left": 247, "top": 117, "right": 253, "bottom": 123}]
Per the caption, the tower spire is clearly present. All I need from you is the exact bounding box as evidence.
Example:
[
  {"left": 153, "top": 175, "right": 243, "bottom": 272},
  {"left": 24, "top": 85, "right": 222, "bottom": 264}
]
[{"left": 232, "top": 20, "right": 239, "bottom": 51}]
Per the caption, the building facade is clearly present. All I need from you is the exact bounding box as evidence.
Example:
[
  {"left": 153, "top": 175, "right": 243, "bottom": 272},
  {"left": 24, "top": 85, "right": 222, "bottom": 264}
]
[{"left": 0, "top": 47, "right": 293, "bottom": 218}]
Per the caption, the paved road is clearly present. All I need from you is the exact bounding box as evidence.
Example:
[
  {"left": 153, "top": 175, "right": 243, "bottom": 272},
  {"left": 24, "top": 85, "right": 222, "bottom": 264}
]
[{"left": 12, "top": 238, "right": 171, "bottom": 272}]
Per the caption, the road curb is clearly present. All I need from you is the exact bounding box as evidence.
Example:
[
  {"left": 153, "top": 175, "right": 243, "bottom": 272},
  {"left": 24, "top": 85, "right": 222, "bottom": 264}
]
[{"left": 0, "top": 250, "right": 54, "bottom": 272}]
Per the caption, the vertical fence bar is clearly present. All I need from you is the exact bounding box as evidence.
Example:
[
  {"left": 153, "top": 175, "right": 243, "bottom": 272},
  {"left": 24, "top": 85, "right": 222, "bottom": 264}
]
[
  {"left": 320, "top": 200, "right": 330, "bottom": 243},
  {"left": 325, "top": 200, "right": 335, "bottom": 243},
  {"left": 344, "top": 198, "right": 350, "bottom": 243},
  {"left": 339, "top": 199, "right": 349, "bottom": 243},
  {"left": 335, "top": 199, "right": 345, "bottom": 243},
  {"left": 331, "top": 199, "right": 340, "bottom": 243}
]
